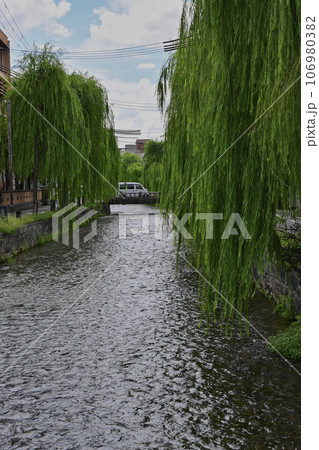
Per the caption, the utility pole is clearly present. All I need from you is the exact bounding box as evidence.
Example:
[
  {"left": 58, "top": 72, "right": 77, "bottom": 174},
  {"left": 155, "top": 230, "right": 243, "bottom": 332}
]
[{"left": 6, "top": 100, "right": 14, "bottom": 211}]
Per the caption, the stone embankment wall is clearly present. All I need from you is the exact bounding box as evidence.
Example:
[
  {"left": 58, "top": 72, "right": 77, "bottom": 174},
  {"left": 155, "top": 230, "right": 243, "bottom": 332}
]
[
  {"left": 255, "top": 214, "right": 301, "bottom": 315},
  {"left": 0, "top": 219, "right": 52, "bottom": 261},
  {"left": 254, "top": 264, "right": 301, "bottom": 315}
]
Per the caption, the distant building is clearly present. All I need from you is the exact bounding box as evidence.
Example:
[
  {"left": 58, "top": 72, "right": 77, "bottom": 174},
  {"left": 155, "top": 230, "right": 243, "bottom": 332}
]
[
  {"left": 120, "top": 139, "right": 151, "bottom": 158},
  {"left": 125, "top": 144, "right": 137, "bottom": 153},
  {"left": 136, "top": 139, "right": 150, "bottom": 155}
]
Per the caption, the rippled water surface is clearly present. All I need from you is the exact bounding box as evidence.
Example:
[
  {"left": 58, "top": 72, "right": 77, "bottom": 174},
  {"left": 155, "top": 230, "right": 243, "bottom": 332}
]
[{"left": 0, "top": 205, "right": 300, "bottom": 449}]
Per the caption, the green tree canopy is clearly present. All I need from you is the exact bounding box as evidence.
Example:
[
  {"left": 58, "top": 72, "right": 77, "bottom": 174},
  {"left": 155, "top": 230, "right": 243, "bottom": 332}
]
[
  {"left": 127, "top": 162, "right": 143, "bottom": 182},
  {"left": 69, "top": 71, "right": 120, "bottom": 203},
  {"left": 7, "top": 44, "right": 88, "bottom": 211},
  {"left": 5, "top": 44, "right": 120, "bottom": 211},
  {"left": 143, "top": 140, "right": 164, "bottom": 191},
  {"left": 0, "top": 114, "right": 8, "bottom": 181},
  {"left": 157, "top": 0, "right": 301, "bottom": 333},
  {"left": 120, "top": 152, "right": 142, "bottom": 182}
]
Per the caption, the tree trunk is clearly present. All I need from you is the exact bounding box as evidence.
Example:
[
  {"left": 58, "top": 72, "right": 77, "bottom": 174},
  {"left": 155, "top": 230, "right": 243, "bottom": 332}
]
[
  {"left": 33, "top": 130, "right": 39, "bottom": 215},
  {"left": 62, "top": 179, "right": 68, "bottom": 208},
  {"left": 101, "top": 201, "right": 111, "bottom": 215}
]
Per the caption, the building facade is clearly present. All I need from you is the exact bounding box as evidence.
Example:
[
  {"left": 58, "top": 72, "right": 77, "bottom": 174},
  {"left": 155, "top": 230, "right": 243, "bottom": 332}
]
[
  {"left": 0, "top": 29, "right": 10, "bottom": 102},
  {"left": 120, "top": 139, "right": 151, "bottom": 158}
]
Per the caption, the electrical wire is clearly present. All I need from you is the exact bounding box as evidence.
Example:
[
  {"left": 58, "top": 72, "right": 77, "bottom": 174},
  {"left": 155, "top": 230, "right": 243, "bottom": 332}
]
[
  {"left": 1, "top": 0, "right": 31, "bottom": 50},
  {"left": 0, "top": 18, "right": 25, "bottom": 51},
  {"left": 63, "top": 49, "right": 164, "bottom": 60},
  {"left": 8, "top": 46, "right": 164, "bottom": 59},
  {"left": 0, "top": 6, "right": 28, "bottom": 51},
  {"left": 64, "top": 41, "right": 165, "bottom": 54},
  {"left": 6, "top": 39, "right": 181, "bottom": 59},
  {"left": 0, "top": 63, "right": 19, "bottom": 78},
  {"left": 76, "top": 93, "right": 159, "bottom": 111},
  {"left": 77, "top": 91, "right": 158, "bottom": 107}
]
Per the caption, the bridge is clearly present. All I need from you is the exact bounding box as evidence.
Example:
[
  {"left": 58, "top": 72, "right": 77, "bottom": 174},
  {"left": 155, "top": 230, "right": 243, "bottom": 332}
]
[{"left": 110, "top": 192, "right": 161, "bottom": 205}]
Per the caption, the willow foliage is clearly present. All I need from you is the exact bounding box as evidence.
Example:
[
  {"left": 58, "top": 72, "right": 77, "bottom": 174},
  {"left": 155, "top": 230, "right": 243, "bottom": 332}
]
[
  {"left": 6, "top": 45, "right": 120, "bottom": 208},
  {"left": 143, "top": 140, "right": 164, "bottom": 191},
  {"left": 158, "top": 0, "right": 301, "bottom": 333},
  {"left": 7, "top": 45, "right": 89, "bottom": 206},
  {"left": 0, "top": 114, "right": 8, "bottom": 178},
  {"left": 69, "top": 72, "right": 119, "bottom": 204}
]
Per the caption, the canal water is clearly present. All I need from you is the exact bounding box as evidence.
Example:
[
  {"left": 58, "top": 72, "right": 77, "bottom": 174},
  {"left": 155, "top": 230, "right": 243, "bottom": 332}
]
[{"left": 0, "top": 205, "right": 300, "bottom": 449}]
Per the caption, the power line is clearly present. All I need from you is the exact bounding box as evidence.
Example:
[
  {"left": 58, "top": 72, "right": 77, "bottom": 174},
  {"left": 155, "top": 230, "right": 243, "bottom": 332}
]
[
  {"left": 70, "top": 41, "right": 166, "bottom": 53},
  {"left": 78, "top": 91, "right": 157, "bottom": 107},
  {"left": 8, "top": 46, "right": 164, "bottom": 59},
  {"left": 62, "top": 49, "right": 164, "bottom": 60},
  {"left": 9, "top": 47, "right": 165, "bottom": 60},
  {"left": 0, "top": 63, "right": 19, "bottom": 78},
  {"left": 7, "top": 38, "right": 181, "bottom": 60},
  {"left": 0, "top": 6, "right": 28, "bottom": 51},
  {"left": 0, "top": 68, "right": 161, "bottom": 111},
  {"left": 76, "top": 93, "right": 159, "bottom": 111},
  {"left": 1, "top": 0, "right": 31, "bottom": 50},
  {"left": 0, "top": 18, "right": 25, "bottom": 51}
]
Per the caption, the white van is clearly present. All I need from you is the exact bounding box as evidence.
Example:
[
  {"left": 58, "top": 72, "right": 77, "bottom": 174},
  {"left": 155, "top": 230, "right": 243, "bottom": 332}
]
[{"left": 118, "top": 182, "right": 149, "bottom": 197}]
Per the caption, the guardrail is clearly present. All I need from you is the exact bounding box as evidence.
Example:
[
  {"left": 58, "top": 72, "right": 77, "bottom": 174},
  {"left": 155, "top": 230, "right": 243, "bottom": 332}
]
[{"left": 111, "top": 192, "right": 161, "bottom": 204}]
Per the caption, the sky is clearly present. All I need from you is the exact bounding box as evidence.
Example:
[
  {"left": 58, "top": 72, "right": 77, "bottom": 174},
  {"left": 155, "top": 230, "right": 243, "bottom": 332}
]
[{"left": 1, "top": 0, "right": 184, "bottom": 147}]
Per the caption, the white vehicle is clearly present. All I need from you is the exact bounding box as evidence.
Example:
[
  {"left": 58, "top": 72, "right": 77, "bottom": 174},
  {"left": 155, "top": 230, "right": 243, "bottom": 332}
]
[{"left": 118, "top": 182, "right": 149, "bottom": 197}]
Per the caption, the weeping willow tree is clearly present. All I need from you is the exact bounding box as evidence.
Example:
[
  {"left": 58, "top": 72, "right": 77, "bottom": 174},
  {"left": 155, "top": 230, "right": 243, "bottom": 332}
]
[
  {"left": 69, "top": 72, "right": 120, "bottom": 205},
  {"left": 143, "top": 140, "right": 164, "bottom": 191},
  {"left": 6, "top": 44, "right": 90, "bottom": 212},
  {"left": 0, "top": 114, "right": 8, "bottom": 192},
  {"left": 6, "top": 45, "right": 120, "bottom": 212},
  {"left": 158, "top": 0, "right": 301, "bottom": 333}
]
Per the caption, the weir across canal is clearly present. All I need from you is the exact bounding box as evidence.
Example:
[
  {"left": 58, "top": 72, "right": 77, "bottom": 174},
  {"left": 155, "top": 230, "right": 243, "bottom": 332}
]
[{"left": 110, "top": 192, "right": 160, "bottom": 205}]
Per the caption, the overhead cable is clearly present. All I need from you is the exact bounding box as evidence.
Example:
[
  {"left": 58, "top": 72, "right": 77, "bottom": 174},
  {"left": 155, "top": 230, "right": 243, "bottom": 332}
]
[
  {"left": 5, "top": 38, "right": 182, "bottom": 59},
  {"left": 1, "top": 0, "right": 31, "bottom": 50},
  {"left": 0, "top": 18, "right": 25, "bottom": 51}
]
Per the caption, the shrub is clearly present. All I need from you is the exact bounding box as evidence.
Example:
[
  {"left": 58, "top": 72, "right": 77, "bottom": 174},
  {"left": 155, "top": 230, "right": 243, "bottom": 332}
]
[
  {"left": 268, "top": 316, "right": 301, "bottom": 359},
  {"left": 0, "top": 211, "right": 53, "bottom": 234}
]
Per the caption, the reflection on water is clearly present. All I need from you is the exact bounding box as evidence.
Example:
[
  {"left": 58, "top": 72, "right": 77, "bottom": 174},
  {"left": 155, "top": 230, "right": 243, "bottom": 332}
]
[{"left": 0, "top": 205, "right": 300, "bottom": 449}]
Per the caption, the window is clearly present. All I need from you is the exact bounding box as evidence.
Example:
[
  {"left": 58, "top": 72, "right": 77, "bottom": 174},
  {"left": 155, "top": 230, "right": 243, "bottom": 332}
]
[
  {"left": 127, "top": 184, "right": 134, "bottom": 190},
  {"left": 136, "top": 184, "right": 143, "bottom": 190},
  {"left": 119, "top": 184, "right": 125, "bottom": 189}
]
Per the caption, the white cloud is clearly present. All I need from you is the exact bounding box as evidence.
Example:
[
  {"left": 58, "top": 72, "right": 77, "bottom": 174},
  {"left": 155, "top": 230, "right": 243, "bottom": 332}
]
[
  {"left": 82, "top": 0, "right": 183, "bottom": 49},
  {"left": 94, "top": 71, "right": 164, "bottom": 142},
  {"left": 76, "top": 0, "right": 181, "bottom": 141},
  {"left": 6, "top": 0, "right": 72, "bottom": 38},
  {"left": 137, "top": 63, "right": 156, "bottom": 70}
]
